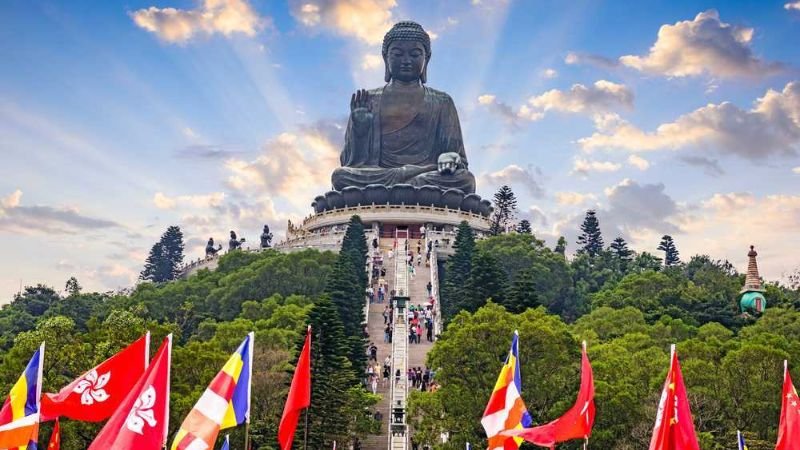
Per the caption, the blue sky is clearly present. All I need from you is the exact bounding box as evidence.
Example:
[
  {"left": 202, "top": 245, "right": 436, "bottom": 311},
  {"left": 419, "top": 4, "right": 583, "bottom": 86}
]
[{"left": 1, "top": 0, "right": 799, "bottom": 300}]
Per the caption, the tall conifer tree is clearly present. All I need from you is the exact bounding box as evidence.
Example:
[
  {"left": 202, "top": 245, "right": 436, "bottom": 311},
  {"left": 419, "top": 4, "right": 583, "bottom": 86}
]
[
  {"left": 139, "top": 225, "right": 184, "bottom": 282},
  {"left": 515, "top": 219, "right": 532, "bottom": 234},
  {"left": 489, "top": 185, "right": 518, "bottom": 235},
  {"left": 303, "top": 297, "right": 359, "bottom": 448},
  {"left": 462, "top": 251, "right": 507, "bottom": 312},
  {"left": 658, "top": 235, "right": 681, "bottom": 267},
  {"left": 442, "top": 221, "right": 475, "bottom": 320},
  {"left": 576, "top": 210, "right": 604, "bottom": 257}
]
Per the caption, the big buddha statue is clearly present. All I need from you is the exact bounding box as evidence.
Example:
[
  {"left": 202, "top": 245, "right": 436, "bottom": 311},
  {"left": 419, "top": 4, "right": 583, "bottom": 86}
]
[{"left": 331, "top": 21, "right": 476, "bottom": 194}]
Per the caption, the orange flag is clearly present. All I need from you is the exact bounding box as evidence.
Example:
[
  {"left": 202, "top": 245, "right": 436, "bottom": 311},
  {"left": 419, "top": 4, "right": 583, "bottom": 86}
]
[
  {"left": 505, "top": 341, "right": 595, "bottom": 448},
  {"left": 649, "top": 345, "right": 699, "bottom": 450},
  {"left": 47, "top": 419, "right": 60, "bottom": 450},
  {"left": 776, "top": 360, "right": 800, "bottom": 450},
  {"left": 278, "top": 326, "right": 312, "bottom": 450}
]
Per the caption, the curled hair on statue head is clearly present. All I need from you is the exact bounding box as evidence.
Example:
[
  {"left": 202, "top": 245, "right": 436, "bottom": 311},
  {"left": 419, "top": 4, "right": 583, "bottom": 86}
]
[{"left": 382, "top": 21, "right": 432, "bottom": 84}]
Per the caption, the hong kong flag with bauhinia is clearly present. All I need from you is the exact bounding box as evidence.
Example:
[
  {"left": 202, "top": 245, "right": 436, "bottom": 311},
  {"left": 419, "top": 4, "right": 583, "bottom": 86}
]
[
  {"left": 88, "top": 335, "right": 172, "bottom": 450},
  {"left": 41, "top": 333, "right": 150, "bottom": 422},
  {"left": 776, "top": 360, "right": 800, "bottom": 450}
]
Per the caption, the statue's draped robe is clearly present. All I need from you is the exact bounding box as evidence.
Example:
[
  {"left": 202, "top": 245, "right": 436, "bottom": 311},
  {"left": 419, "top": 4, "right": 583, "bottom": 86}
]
[{"left": 332, "top": 86, "right": 476, "bottom": 193}]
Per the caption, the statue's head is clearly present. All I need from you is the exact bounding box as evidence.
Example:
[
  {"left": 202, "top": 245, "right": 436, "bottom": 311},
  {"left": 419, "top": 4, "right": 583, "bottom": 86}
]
[{"left": 382, "top": 21, "right": 431, "bottom": 84}]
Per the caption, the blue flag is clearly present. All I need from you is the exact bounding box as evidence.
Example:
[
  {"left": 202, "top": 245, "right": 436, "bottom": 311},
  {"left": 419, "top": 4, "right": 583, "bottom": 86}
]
[
  {"left": 219, "top": 434, "right": 229, "bottom": 450},
  {"left": 737, "top": 430, "right": 748, "bottom": 450}
]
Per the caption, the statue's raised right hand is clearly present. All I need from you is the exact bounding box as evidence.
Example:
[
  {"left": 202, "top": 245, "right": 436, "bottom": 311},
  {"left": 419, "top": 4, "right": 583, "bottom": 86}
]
[{"left": 350, "top": 89, "right": 372, "bottom": 132}]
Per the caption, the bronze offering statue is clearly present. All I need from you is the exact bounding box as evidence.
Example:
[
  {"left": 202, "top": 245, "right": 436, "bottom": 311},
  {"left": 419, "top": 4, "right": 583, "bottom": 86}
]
[
  {"left": 331, "top": 21, "right": 476, "bottom": 194},
  {"left": 260, "top": 225, "right": 273, "bottom": 249}
]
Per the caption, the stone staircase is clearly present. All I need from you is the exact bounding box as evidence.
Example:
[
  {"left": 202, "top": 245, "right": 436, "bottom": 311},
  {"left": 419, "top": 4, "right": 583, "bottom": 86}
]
[{"left": 361, "top": 237, "right": 437, "bottom": 450}]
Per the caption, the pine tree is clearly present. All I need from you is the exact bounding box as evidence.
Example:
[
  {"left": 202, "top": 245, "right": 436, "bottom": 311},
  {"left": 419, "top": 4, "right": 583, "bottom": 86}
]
[
  {"left": 303, "top": 297, "right": 360, "bottom": 448},
  {"left": 140, "top": 242, "right": 172, "bottom": 282},
  {"left": 442, "top": 221, "right": 475, "bottom": 320},
  {"left": 324, "top": 254, "right": 366, "bottom": 372},
  {"left": 658, "top": 235, "right": 681, "bottom": 267},
  {"left": 341, "top": 216, "right": 368, "bottom": 260},
  {"left": 64, "top": 277, "right": 82, "bottom": 296},
  {"left": 140, "top": 226, "right": 185, "bottom": 282},
  {"left": 340, "top": 215, "right": 368, "bottom": 288},
  {"left": 576, "top": 210, "right": 604, "bottom": 257},
  {"left": 515, "top": 219, "right": 532, "bottom": 234},
  {"left": 554, "top": 236, "right": 567, "bottom": 256},
  {"left": 609, "top": 237, "right": 633, "bottom": 261},
  {"left": 161, "top": 226, "right": 185, "bottom": 279},
  {"left": 463, "top": 251, "right": 508, "bottom": 313},
  {"left": 489, "top": 185, "right": 518, "bottom": 235},
  {"left": 506, "top": 268, "right": 540, "bottom": 313}
]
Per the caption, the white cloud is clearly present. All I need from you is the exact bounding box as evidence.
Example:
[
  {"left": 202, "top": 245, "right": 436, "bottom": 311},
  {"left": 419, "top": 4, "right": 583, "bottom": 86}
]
[
  {"left": 478, "top": 94, "right": 496, "bottom": 105},
  {"left": 224, "top": 121, "right": 342, "bottom": 207},
  {"left": 541, "top": 68, "right": 558, "bottom": 79},
  {"left": 579, "top": 81, "right": 800, "bottom": 160},
  {"left": 182, "top": 127, "right": 198, "bottom": 139},
  {"left": 793, "top": 167, "right": 800, "bottom": 174},
  {"left": 564, "top": 52, "right": 619, "bottom": 69},
  {"left": 289, "top": 0, "right": 396, "bottom": 44},
  {"left": 619, "top": 10, "right": 784, "bottom": 78},
  {"left": 476, "top": 94, "right": 543, "bottom": 126},
  {"left": 571, "top": 158, "right": 622, "bottom": 175},
  {"left": 555, "top": 192, "right": 596, "bottom": 205},
  {"left": 152, "top": 192, "right": 226, "bottom": 210},
  {"left": 1, "top": 190, "right": 22, "bottom": 208},
  {"left": 603, "top": 178, "right": 681, "bottom": 237},
  {"left": 86, "top": 263, "right": 138, "bottom": 292},
  {"left": 481, "top": 164, "right": 545, "bottom": 198},
  {"left": 785, "top": 1, "right": 800, "bottom": 11},
  {"left": 627, "top": 154, "right": 650, "bottom": 170},
  {"left": 361, "top": 54, "right": 383, "bottom": 70},
  {"left": 678, "top": 192, "right": 800, "bottom": 279},
  {"left": 680, "top": 156, "right": 725, "bottom": 176},
  {"left": 529, "top": 80, "right": 633, "bottom": 114},
  {"left": 131, "top": 0, "right": 265, "bottom": 44},
  {"left": 0, "top": 190, "right": 119, "bottom": 235},
  {"left": 479, "top": 80, "right": 631, "bottom": 127}
]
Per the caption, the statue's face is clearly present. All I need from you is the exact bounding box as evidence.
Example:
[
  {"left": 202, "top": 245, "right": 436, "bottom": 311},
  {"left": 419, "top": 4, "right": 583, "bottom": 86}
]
[{"left": 386, "top": 40, "right": 426, "bottom": 83}]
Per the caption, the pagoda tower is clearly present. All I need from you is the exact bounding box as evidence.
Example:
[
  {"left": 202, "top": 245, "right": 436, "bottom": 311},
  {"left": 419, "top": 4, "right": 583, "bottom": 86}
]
[{"left": 740, "top": 245, "right": 767, "bottom": 314}]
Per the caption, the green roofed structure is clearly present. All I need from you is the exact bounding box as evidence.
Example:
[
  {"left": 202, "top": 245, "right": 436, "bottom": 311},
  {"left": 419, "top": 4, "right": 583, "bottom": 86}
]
[{"left": 740, "top": 245, "right": 766, "bottom": 314}]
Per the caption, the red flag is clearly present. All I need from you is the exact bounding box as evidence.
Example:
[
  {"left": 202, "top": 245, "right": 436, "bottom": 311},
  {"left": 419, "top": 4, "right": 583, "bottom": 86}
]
[
  {"left": 776, "top": 360, "right": 800, "bottom": 450},
  {"left": 648, "top": 345, "right": 699, "bottom": 450},
  {"left": 47, "top": 419, "right": 60, "bottom": 450},
  {"left": 42, "top": 333, "right": 149, "bottom": 422},
  {"left": 278, "top": 326, "right": 312, "bottom": 450},
  {"left": 88, "top": 335, "right": 172, "bottom": 450},
  {"left": 505, "top": 341, "right": 595, "bottom": 448}
]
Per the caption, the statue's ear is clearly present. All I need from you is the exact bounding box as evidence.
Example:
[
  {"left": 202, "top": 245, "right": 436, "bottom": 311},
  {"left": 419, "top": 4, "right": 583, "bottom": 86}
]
[
  {"left": 384, "top": 56, "right": 392, "bottom": 83},
  {"left": 421, "top": 54, "right": 430, "bottom": 84}
]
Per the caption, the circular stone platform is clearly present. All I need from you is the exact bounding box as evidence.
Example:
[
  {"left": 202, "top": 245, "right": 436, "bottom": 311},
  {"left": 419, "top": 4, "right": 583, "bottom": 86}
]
[{"left": 274, "top": 203, "right": 490, "bottom": 252}]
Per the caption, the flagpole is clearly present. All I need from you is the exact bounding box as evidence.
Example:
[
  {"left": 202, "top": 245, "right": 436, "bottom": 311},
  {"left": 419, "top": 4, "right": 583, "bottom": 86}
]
[
  {"left": 304, "top": 324, "right": 313, "bottom": 450},
  {"left": 737, "top": 430, "right": 741, "bottom": 450},
  {"left": 303, "top": 407, "right": 309, "bottom": 450},
  {"left": 244, "top": 422, "right": 251, "bottom": 450}
]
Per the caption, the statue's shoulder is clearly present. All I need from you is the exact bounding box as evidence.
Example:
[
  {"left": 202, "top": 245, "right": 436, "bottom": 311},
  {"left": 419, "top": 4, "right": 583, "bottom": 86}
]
[{"left": 424, "top": 86, "right": 456, "bottom": 105}]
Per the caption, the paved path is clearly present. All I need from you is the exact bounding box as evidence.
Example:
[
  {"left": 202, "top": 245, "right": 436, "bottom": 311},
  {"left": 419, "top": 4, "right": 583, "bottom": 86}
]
[{"left": 361, "top": 239, "right": 436, "bottom": 450}]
